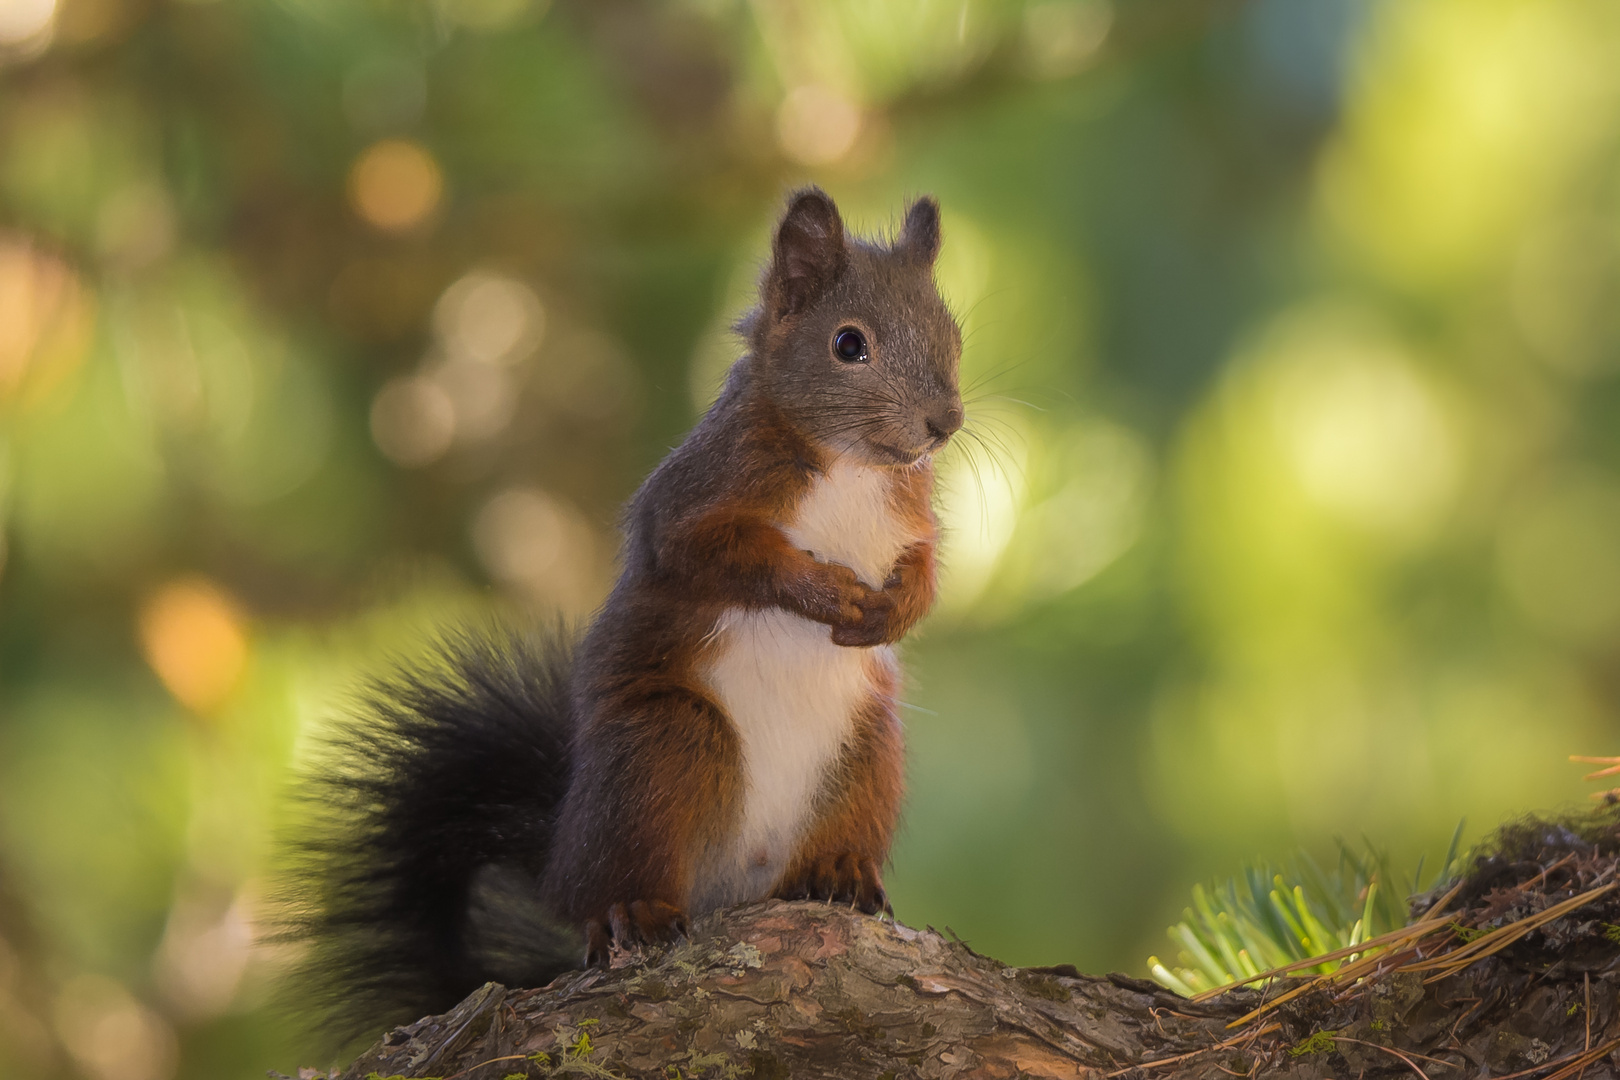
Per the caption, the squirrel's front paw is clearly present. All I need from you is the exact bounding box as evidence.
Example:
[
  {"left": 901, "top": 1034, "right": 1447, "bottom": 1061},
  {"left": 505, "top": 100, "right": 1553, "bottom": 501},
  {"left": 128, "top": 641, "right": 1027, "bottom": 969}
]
[
  {"left": 583, "top": 899, "right": 688, "bottom": 965},
  {"left": 776, "top": 853, "right": 890, "bottom": 916},
  {"left": 793, "top": 560, "right": 902, "bottom": 645},
  {"left": 795, "top": 561, "right": 878, "bottom": 628},
  {"left": 830, "top": 589, "right": 896, "bottom": 647}
]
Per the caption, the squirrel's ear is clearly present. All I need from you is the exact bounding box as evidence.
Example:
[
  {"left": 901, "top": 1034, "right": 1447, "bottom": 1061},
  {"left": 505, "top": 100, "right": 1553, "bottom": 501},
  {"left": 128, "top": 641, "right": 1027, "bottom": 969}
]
[
  {"left": 768, "top": 188, "right": 847, "bottom": 320},
  {"left": 899, "top": 196, "right": 942, "bottom": 266}
]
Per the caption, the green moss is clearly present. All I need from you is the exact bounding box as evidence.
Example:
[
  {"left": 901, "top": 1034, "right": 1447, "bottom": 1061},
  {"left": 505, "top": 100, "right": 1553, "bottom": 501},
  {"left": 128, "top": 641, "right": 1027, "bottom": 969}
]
[
  {"left": 1288, "top": 1030, "right": 1339, "bottom": 1057},
  {"left": 1015, "top": 972, "right": 1072, "bottom": 1001},
  {"left": 527, "top": 1020, "right": 635, "bottom": 1079}
]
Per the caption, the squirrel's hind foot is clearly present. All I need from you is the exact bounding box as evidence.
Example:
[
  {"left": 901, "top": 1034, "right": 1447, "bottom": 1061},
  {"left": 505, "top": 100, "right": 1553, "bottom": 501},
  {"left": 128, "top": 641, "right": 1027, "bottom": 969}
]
[
  {"left": 776, "top": 853, "right": 890, "bottom": 917},
  {"left": 584, "top": 899, "right": 689, "bottom": 965}
]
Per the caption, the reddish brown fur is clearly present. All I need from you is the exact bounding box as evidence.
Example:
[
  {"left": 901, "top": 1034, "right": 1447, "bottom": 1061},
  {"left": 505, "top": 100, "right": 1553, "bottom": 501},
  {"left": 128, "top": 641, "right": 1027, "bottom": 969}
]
[
  {"left": 775, "top": 672, "right": 908, "bottom": 909},
  {"left": 541, "top": 188, "right": 961, "bottom": 952}
]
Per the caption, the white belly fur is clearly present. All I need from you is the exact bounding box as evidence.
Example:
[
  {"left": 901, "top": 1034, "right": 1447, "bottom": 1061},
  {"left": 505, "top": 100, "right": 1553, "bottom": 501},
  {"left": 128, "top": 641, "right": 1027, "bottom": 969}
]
[
  {"left": 692, "top": 461, "right": 917, "bottom": 912},
  {"left": 785, "top": 460, "right": 917, "bottom": 589}
]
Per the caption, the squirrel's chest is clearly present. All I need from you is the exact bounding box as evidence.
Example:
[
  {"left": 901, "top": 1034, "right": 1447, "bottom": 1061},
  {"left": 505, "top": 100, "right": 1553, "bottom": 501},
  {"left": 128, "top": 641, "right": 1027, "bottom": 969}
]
[
  {"left": 689, "top": 464, "right": 916, "bottom": 913},
  {"left": 784, "top": 461, "right": 917, "bottom": 588}
]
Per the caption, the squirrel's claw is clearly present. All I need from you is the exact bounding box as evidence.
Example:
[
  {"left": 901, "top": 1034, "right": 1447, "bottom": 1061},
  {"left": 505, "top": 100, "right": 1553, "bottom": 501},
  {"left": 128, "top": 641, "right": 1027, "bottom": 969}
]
[
  {"left": 777, "top": 853, "right": 888, "bottom": 916},
  {"left": 584, "top": 899, "right": 688, "bottom": 965},
  {"left": 584, "top": 918, "right": 612, "bottom": 966}
]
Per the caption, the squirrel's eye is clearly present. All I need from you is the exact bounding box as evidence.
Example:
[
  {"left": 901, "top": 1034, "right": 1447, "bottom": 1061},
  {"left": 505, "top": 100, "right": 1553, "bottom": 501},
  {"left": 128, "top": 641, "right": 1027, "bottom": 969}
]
[{"left": 833, "top": 327, "right": 869, "bottom": 363}]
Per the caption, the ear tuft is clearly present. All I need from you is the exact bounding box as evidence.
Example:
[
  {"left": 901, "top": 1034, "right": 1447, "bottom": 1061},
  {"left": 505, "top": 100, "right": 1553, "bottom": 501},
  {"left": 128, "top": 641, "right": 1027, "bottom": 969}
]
[
  {"left": 768, "top": 187, "right": 847, "bottom": 320},
  {"left": 900, "top": 196, "right": 942, "bottom": 266}
]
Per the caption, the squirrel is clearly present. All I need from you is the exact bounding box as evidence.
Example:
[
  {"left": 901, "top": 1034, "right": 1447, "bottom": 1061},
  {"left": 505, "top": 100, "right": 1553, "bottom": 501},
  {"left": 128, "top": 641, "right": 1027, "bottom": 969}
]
[{"left": 290, "top": 187, "right": 964, "bottom": 1039}]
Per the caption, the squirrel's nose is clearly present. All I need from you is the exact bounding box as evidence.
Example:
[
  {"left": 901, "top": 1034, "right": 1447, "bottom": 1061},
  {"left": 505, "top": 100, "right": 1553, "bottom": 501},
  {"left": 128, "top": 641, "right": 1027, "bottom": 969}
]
[{"left": 925, "top": 404, "right": 964, "bottom": 442}]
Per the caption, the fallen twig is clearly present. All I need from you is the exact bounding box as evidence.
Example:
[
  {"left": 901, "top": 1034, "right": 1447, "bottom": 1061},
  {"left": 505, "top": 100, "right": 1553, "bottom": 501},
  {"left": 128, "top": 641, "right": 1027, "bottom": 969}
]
[{"left": 1103, "top": 1022, "right": 1281, "bottom": 1076}]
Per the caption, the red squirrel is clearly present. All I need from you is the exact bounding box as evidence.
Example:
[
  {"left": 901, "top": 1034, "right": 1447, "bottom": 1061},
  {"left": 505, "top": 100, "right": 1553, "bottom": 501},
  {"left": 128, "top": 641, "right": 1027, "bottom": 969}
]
[{"left": 291, "top": 187, "right": 963, "bottom": 1037}]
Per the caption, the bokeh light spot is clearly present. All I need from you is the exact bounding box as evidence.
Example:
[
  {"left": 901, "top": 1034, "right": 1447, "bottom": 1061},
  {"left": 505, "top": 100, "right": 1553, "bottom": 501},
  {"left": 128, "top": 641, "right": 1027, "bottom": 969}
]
[
  {"left": 152, "top": 886, "right": 254, "bottom": 1020},
  {"left": 433, "top": 270, "right": 545, "bottom": 365},
  {"left": 0, "top": 0, "right": 55, "bottom": 45},
  {"left": 472, "top": 487, "right": 603, "bottom": 614},
  {"left": 137, "top": 578, "right": 250, "bottom": 715},
  {"left": 0, "top": 234, "right": 94, "bottom": 406},
  {"left": 776, "top": 84, "right": 863, "bottom": 166},
  {"left": 429, "top": 355, "right": 516, "bottom": 442},
  {"left": 370, "top": 375, "right": 456, "bottom": 466},
  {"left": 1316, "top": 0, "right": 1609, "bottom": 290},
  {"left": 1022, "top": 0, "right": 1113, "bottom": 79},
  {"left": 1263, "top": 305, "right": 1458, "bottom": 541},
  {"left": 53, "top": 975, "right": 178, "bottom": 1080},
  {"left": 347, "top": 139, "right": 443, "bottom": 233},
  {"left": 1024, "top": 421, "right": 1151, "bottom": 596}
]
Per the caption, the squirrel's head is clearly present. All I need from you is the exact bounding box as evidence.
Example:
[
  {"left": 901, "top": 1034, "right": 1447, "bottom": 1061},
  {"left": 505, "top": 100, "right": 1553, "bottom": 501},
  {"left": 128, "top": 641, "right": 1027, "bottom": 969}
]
[{"left": 743, "top": 187, "right": 963, "bottom": 467}]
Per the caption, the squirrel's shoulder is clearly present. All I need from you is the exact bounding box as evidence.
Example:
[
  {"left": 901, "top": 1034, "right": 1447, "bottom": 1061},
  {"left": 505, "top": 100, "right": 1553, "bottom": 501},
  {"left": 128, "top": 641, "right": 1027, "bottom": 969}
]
[{"left": 630, "top": 362, "right": 818, "bottom": 528}]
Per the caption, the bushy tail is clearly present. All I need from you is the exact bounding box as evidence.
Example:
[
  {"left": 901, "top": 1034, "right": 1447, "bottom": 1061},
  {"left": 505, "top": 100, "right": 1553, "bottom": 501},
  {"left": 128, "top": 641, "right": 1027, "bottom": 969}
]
[{"left": 280, "top": 627, "right": 581, "bottom": 1043}]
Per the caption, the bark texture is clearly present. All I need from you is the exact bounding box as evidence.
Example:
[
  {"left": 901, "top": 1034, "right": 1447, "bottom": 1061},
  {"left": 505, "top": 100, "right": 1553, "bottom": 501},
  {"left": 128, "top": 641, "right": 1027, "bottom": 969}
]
[
  {"left": 339, "top": 899, "right": 1256, "bottom": 1080},
  {"left": 332, "top": 816, "right": 1620, "bottom": 1080},
  {"left": 337, "top": 885, "right": 1620, "bottom": 1080}
]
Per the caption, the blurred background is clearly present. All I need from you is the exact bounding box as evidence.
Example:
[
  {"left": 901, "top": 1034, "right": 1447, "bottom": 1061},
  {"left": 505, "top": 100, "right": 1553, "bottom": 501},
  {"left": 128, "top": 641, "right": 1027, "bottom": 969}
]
[{"left": 3, "top": 0, "right": 1620, "bottom": 1074}]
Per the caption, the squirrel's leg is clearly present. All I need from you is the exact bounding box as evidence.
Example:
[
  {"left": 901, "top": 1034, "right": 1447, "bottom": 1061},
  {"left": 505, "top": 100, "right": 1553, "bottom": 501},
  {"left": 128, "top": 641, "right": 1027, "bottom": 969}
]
[
  {"left": 545, "top": 687, "right": 741, "bottom": 963},
  {"left": 774, "top": 688, "right": 904, "bottom": 915}
]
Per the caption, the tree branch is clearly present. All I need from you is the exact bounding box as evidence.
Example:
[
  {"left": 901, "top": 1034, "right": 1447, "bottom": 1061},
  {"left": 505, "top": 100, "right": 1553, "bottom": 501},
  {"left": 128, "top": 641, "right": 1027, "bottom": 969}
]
[{"left": 337, "top": 881, "right": 1620, "bottom": 1080}]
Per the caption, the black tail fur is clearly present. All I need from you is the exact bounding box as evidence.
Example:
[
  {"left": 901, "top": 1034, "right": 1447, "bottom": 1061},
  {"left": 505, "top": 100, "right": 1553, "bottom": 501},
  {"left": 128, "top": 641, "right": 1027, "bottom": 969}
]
[{"left": 279, "top": 626, "right": 581, "bottom": 1042}]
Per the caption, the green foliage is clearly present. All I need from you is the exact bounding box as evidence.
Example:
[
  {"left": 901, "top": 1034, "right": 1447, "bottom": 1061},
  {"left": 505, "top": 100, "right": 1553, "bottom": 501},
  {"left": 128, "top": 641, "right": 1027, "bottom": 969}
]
[{"left": 1149, "top": 826, "right": 1466, "bottom": 997}]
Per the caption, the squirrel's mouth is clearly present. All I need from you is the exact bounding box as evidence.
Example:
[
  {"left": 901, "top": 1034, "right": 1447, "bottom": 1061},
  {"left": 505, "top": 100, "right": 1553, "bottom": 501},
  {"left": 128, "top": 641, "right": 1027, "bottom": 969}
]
[{"left": 867, "top": 440, "right": 931, "bottom": 465}]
